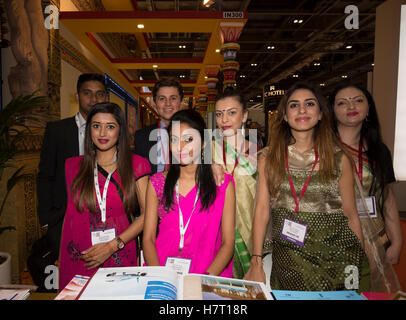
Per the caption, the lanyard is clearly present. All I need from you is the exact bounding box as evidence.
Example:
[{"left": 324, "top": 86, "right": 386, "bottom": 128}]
[
  {"left": 158, "top": 122, "right": 169, "bottom": 169},
  {"left": 339, "top": 139, "right": 363, "bottom": 186},
  {"left": 222, "top": 140, "right": 242, "bottom": 177},
  {"left": 94, "top": 153, "right": 117, "bottom": 225},
  {"left": 175, "top": 181, "right": 199, "bottom": 254},
  {"left": 355, "top": 140, "right": 363, "bottom": 186},
  {"left": 285, "top": 148, "right": 319, "bottom": 217}
]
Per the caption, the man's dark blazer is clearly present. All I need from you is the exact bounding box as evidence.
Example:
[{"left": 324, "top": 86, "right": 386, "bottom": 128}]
[
  {"left": 133, "top": 123, "right": 159, "bottom": 175},
  {"left": 37, "top": 116, "right": 79, "bottom": 255}
]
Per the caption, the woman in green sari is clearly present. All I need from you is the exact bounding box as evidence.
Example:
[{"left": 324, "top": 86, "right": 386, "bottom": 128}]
[{"left": 213, "top": 88, "right": 260, "bottom": 279}]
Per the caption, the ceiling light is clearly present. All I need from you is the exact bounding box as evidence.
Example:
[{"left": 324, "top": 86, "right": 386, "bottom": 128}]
[
  {"left": 267, "top": 45, "right": 275, "bottom": 50},
  {"left": 346, "top": 45, "right": 352, "bottom": 49},
  {"left": 152, "top": 65, "right": 158, "bottom": 68},
  {"left": 294, "top": 19, "right": 303, "bottom": 24},
  {"left": 203, "top": 0, "right": 215, "bottom": 7},
  {"left": 137, "top": 24, "right": 144, "bottom": 29}
]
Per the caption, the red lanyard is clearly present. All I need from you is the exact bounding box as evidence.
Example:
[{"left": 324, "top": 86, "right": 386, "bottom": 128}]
[
  {"left": 339, "top": 139, "right": 363, "bottom": 186},
  {"left": 285, "top": 148, "right": 319, "bottom": 217},
  {"left": 222, "top": 141, "right": 240, "bottom": 176},
  {"left": 355, "top": 140, "right": 363, "bottom": 186}
]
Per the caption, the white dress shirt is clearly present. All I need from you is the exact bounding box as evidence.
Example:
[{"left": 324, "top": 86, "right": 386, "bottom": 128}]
[{"left": 75, "top": 112, "right": 87, "bottom": 156}]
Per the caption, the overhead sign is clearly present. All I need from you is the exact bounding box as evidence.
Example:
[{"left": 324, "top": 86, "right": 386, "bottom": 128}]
[
  {"left": 223, "top": 12, "right": 244, "bottom": 19},
  {"left": 264, "top": 85, "right": 285, "bottom": 97}
]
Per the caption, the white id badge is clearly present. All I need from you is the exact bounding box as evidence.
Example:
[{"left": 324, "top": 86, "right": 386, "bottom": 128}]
[
  {"left": 91, "top": 228, "right": 116, "bottom": 246},
  {"left": 356, "top": 196, "right": 377, "bottom": 218},
  {"left": 281, "top": 218, "right": 307, "bottom": 247},
  {"left": 165, "top": 257, "right": 191, "bottom": 276}
]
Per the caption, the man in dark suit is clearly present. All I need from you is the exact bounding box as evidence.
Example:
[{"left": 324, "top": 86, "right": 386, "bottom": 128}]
[
  {"left": 134, "top": 78, "right": 184, "bottom": 174},
  {"left": 37, "top": 73, "right": 106, "bottom": 256}
]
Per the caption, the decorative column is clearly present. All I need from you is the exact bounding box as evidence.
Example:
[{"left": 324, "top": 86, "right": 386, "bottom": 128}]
[
  {"left": 218, "top": 22, "right": 244, "bottom": 89},
  {"left": 0, "top": 0, "right": 60, "bottom": 284},
  {"left": 205, "top": 65, "right": 220, "bottom": 112},
  {"left": 204, "top": 65, "right": 220, "bottom": 129},
  {"left": 196, "top": 84, "right": 208, "bottom": 112}
]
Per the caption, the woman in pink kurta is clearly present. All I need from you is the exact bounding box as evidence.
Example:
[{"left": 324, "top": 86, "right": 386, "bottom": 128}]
[
  {"left": 59, "top": 103, "right": 150, "bottom": 290},
  {"left": 143, "top": 109, "right": 235, "bottom": 277},
  {"left": 150, "top": 172, "right": 234, "bottom": 277}
]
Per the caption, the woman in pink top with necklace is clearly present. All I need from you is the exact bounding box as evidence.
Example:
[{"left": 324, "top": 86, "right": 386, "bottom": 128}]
[{"left": 143, "top": 109, "right": 235, "bottom": 277}]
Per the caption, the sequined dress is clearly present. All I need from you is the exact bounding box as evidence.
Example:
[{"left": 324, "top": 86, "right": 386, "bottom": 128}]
[{"left": 269, "top": 146, "right": 370, "bottom": 292}]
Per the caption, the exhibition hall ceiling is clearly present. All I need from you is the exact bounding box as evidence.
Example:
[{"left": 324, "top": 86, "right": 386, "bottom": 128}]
[{"left": 60, "top": 0, "right": 385, "bottom": 108}]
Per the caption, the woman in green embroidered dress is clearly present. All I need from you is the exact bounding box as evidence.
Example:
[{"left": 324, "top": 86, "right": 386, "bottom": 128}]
[
  {"left": 244, "top": 82, "right": 370, "bottom": 292},
  {"left": 213, "top": 88, "right": 259, "bottom": 279}
]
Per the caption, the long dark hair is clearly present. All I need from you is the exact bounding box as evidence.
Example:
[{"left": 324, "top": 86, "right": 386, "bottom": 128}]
[
  {"left": 330, "top": 83, "right": 390, "bottom": 213},
  {"left": 265, "top": 81, "right": 339, "bottom": 199},
  {"left": 70, "top": 102, "right": 137, "bottom": 215},
  {"left": 163, "top": 109, "right": 216, "bottom": 212}
]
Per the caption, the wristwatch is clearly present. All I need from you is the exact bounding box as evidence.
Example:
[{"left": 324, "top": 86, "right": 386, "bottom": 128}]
[{"left": 115, "top": 237, "right": 125, "bottom": 250}]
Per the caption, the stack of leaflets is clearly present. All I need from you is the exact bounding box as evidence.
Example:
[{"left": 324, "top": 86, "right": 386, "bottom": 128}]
[{"left": 0, "top": 288, "right": 31, "bottom": 300}]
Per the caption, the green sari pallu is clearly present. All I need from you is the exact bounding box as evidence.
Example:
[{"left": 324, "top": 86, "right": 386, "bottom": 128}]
[{"left": 212, "top": 139, "right": 258, "bottom": 279}]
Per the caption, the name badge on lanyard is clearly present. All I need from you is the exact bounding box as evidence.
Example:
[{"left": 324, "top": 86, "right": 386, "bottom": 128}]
[
  {"left": 176, "top": 181, "right": 199, "bottom": 255},
  {"left": 281, "top": 148, "right": 318, "bottom": 246},
  {"left": 165, "top": 257, "right": 192, "bottom": 276},
  {"left": 356, "top": 196, "right": 377, "bottom": 218},
  {"left": 281, "top": 219, "right": 307, "bottom": 247},
  {"left": 91, "top": 228, "right": 116, "bottom": 246},
  {"left": 92, "top": 156, "right": 117, "bottom": 245}
]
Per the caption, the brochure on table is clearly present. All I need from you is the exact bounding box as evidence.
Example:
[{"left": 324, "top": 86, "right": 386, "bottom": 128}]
[{"left": 76, "top": 266, "right": 273, "bottom": 300}]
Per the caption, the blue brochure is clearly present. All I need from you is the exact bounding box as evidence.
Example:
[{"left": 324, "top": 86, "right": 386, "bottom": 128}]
[{"left": 272, "top": 290, "right": 366, "bottom": 300}]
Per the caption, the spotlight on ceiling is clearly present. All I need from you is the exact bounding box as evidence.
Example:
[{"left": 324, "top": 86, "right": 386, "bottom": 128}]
[{"left": 203, "top": 0, "right": 215, "bottom": 8}]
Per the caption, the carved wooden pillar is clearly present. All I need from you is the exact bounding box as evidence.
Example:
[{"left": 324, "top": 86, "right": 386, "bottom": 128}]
[
  {"left": 0, "top": 0, "right": 61, "bottom": 283},
  {"left": 44, "top": 0, "right": 60, "bottom": 121}
]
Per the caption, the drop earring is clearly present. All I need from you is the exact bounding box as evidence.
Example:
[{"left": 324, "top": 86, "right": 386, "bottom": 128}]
[{"left": 241, "top": 123, "right": 246, "bottom": 138}]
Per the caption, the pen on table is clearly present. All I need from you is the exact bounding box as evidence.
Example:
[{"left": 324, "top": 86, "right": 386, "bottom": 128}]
[{"left": 9, "top": 293, "right": 18, "bottom": 300}]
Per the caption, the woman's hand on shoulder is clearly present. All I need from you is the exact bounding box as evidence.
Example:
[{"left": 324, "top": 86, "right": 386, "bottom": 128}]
[{"left": 212, "top": 163, "right": 225, "bottom": 186}]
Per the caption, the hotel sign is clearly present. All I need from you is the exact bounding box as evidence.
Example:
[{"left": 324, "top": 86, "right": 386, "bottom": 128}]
[{"left": 264, "top": 85, "right": 285, "bottom": 97}]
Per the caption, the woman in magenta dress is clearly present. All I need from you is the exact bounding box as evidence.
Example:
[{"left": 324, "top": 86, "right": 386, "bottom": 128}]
[
  {"left": 143, "top": 109, "right": 235, "bottom": 277},
  {"left": 59, "top": 103, "right": 150, "bottom": 290}
]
